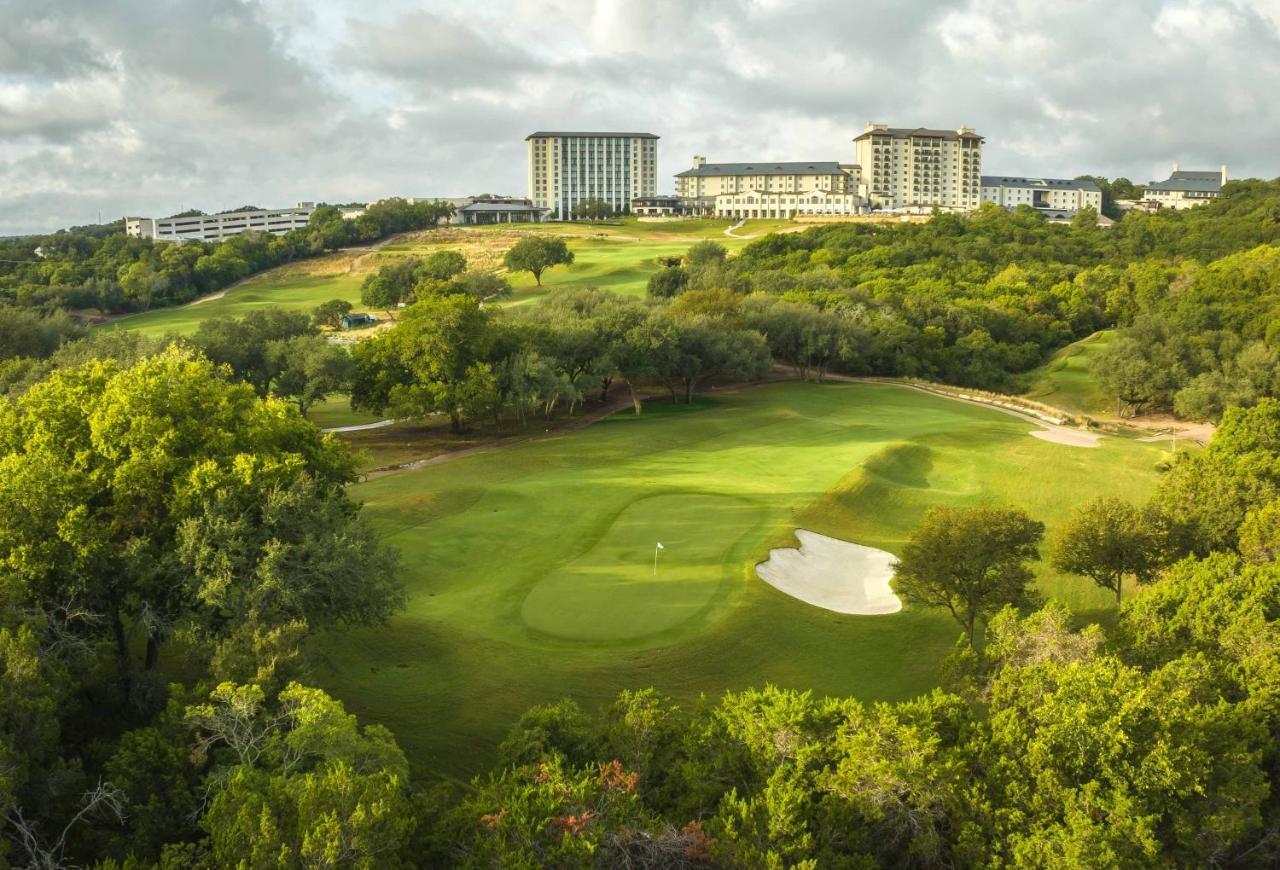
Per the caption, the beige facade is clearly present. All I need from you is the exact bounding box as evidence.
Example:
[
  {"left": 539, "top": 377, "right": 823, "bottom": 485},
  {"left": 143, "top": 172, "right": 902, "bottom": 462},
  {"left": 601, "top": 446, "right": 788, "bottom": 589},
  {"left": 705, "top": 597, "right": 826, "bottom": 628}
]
[
  {"left": 853, "top": 124, "right": 983, "bottom": 211},
  {"left": 526, "top": 131, "right": 657, "bottom": 220},
  {"left": 675, "top": 157, "right": 857, "bottom": 199},
  {"left": 714, "top": 190, "right": 866, "bottom": 219},
  {"left": 980, "top": 176, "right": 1102, "bottom": 211},
  {"left": 1144, "top": 165, "right": 1227, "bottom": 210}
]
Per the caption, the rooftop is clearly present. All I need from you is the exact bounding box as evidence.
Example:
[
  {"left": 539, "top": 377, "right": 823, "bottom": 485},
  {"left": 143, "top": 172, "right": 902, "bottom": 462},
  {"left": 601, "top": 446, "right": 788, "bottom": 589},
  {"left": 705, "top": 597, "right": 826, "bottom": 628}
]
[
  {"left": 526, "top": 131, "right": 659, "bottom": 140},
  {"left": 981, "top": 175, "right": 1101, "bottom": 192},
  {"left": 855, "top": 126, "right": 984, "bottom": 142},
  {"left": 1147, "top": 169, "right": 1223, "bottom": 193},
  {"left": 676, "top": 161, "right": 847, "bottom": 178}
]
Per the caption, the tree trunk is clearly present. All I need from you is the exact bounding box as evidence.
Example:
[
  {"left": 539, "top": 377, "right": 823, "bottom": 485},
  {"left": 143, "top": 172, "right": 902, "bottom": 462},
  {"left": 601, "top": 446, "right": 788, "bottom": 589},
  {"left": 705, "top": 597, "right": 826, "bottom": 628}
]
[
  {"left": 533, "top": 270, "right": 542, "bottom": 286},
  {"left": 600, "top": 376, "right": 612, "bottom": 402},
  {"left": 112, "top": 609, "right": 131, "bottom": 672},
  {"left": 450, "top": 411, "right": 462, "bottom": 434},
  {"left": 144, "top": 633, "right": 160, "bottom": 671},
  {"left": 628, "top": 380, "right": 643, "bottom": 415},
  {"left": 684, "top": 379, "right": 695, "bottom": 403}
]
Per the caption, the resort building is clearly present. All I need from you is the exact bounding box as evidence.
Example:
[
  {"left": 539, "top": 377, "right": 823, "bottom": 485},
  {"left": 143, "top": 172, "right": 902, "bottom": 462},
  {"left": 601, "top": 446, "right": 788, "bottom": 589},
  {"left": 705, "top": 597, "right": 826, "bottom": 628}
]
[
  {"left": 713, "top": 190, "right": 867, "bottom": 220},
  {"left": 630, "top": 195, "right": 713, "bottom": 217},
  {"left": 125, "top": 203, "right": 316, "bottom": 242},
  {"left": 980, "top": 176, "right": 1103, "bottom": 212},
  {"left": 449, "top": 196, "right": 548, "bottom": 225},
  {"left": 852, "top": 124, "right": 984, "bottom": 212},
  {"left": 526, "top": 131, "right": 658, "bottom": 220},
  {"left": 674, "top": 157, "right": 858, "bottom": 199},
  {"left": 1144, "top": 164, "right": 1227, "bottom": 209}
]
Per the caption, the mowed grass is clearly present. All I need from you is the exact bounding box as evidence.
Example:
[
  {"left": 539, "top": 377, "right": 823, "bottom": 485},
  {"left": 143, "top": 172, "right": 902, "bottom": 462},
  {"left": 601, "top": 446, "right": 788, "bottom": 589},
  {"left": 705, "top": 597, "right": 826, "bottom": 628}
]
[
  {"left": 1022, "top": 329, "right": 1116, "bottom": 417},
  {"left": 314, "top": 381, "right": 1169, "bottom": 779},
  {"left": 100, "top": 219, "right": 781, "bottom": 334}
]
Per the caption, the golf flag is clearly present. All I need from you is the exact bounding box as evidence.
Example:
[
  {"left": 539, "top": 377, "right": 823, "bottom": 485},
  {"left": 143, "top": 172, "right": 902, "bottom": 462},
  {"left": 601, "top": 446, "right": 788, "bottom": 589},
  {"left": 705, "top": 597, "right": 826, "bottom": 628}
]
[{"left": 656, "top": 542, "right": 664, "bottom": 549}]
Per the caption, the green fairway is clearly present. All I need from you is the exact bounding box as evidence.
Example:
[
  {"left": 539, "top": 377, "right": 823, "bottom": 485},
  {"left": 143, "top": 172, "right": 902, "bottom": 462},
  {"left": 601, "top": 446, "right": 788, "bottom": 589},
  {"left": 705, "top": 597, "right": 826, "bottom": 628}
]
[
  {"left": 101, "top": 220, "right": 776, "bottom": 334},
  {"left": 1022, "top": 329, "right": 1115, "bottom": 417},
  {"left": 314, "top": 380, "right": 1169, "bottom": 779}
]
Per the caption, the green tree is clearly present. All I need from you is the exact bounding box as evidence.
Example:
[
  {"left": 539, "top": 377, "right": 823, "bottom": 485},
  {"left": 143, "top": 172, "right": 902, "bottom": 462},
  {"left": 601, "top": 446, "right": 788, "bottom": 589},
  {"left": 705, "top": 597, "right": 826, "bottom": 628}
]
[
  {"left": 351, "top": 295, "right": 496, "bottom": 433},
  {"left": 189, "top": 682, "right": 417, "bottom": 868},
  {"left": 265, "top": 334, "right": 355, "bottom": 416},
  {"left": 192, "top": 308, "right": 316, "bottom": 395},
  {"left": 572, "top": 197, "right": 615, "bottom": 221},
  {"left": 311, "top": 298, "right": 352, "bottom": 329},
  {"left": 645, "top": 265, "right": 688, "bottom": 298},
  {"left": 892, "top": 505, "right": 1045, "bottom": 645},
  {"left": 419, "top": 249, "right": 467, "bottom": 281},
  {"left": 1051, "top": 496, "right": 1168, "bottom": 604},
  {"left": 503, "top": 236, "right": 574, "bottom": 286},
  {"left": 448, "top": 270, "right": 512, "bottom": 302},
  {"left": 0, "top": 347, "right": 375, "bottom": 676}
]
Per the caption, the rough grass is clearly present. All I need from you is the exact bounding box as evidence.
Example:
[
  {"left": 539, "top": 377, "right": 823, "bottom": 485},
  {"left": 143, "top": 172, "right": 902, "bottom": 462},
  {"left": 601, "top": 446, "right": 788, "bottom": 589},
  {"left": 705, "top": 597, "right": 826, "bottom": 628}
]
[
  {"left": 310, "top": 380, "right": 1169, "bottom": 779},
  {"left": 101, "top": 220, "right": 774, "bottom": 335},
  {"left": 1022, "top": 330, "right": 1115, "bottom": 417}
]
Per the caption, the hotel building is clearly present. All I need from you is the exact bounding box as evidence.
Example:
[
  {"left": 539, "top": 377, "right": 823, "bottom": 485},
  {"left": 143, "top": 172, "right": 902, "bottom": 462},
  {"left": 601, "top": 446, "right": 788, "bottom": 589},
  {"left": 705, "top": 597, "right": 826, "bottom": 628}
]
[
  {"left": 852, "top": 124, "right": 984, "bottom": 212},
  {"left": 980, "top": 176, "right": 1103, "bottom": 212},
  {"left": 526, "top": 131, "right": 658, "bottom": 220},
  {"left": 1144, "top": 165, "right": 1227, "bottom": 209}
]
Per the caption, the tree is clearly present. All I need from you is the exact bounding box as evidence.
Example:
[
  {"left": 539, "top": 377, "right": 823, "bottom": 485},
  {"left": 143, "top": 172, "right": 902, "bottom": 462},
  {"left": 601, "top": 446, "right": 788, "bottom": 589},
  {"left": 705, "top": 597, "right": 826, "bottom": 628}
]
[
  {"left": 1051, "top": 497, "right": 1167, "bottom": 604},
  {"left": 503, "top": 236, "right": 574, "bottom": 286},
  {"left": 360, "top": 256, "right": 422, "bottom": 315},
  {"left": 351, "top": 295, "right": 496, "bottom": 433},
  {"left": 685, "top": 240, "right": 727, "bottom": 268},
  {"left": 646, "top": 265, "right": 688, "bottom": 298},
  {"left": 192, "top": 308, "right": 316, "bottom": 395},
  {"left": 311, "top": 298, "right": 352, "bottom": 328},
  {"left": 0, "top": 347, "right": 384, "bottom": 678},
  {"left": 892, "top": 505, "right": 1045, "bottom": 645},
  {"left": 189, "top": 682, "right": 417, "bottom": 867},
  {"left": 265, "top": 334, "right": 355, "bottom": 416},
  {"left": 419, "top": 249, "right": 467, "bottom": 282},
  {"left": 572, "top": 198, "right": 615, "bottom": 221},
  {"left": 448, "top": 270, "right": 512, "bottom": 302}
]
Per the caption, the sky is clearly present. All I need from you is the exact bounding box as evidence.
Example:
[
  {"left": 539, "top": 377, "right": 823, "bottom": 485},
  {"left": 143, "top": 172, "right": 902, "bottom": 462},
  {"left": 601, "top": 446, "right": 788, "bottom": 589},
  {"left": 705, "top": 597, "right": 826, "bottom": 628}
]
[{"left": 3, "top": 0, "right": 1280, "bottom": 235}]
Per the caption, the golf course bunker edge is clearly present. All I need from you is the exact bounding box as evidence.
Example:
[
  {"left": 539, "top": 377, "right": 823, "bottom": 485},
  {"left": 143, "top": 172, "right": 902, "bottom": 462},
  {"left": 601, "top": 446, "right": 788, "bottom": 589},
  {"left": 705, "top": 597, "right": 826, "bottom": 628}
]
[{"left": 756, "top": 529, "right": 902, "bottom": 615}]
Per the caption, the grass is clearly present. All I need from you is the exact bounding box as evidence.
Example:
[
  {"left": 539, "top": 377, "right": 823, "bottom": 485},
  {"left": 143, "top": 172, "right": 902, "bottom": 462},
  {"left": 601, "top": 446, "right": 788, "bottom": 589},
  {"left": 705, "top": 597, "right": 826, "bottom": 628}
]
[
  {"left": 1022, "top": 330, "right": 1116, "bottom": 417},
  {"left": 101, "top": 219, "right": 784, "bottom": 334},
  {"left": 307, "top": 394, "right": 385, "bottom": 430},
  {"left": 312, "top": 380, "right": 1169, "bottom": 779}
]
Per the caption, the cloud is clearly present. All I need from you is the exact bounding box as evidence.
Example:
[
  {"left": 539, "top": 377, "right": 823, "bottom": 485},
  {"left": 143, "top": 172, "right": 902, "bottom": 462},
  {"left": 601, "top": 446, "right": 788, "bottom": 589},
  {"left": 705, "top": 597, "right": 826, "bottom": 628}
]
[{"left": 1, "top": 0, "right": 1278, "bottom": 235}]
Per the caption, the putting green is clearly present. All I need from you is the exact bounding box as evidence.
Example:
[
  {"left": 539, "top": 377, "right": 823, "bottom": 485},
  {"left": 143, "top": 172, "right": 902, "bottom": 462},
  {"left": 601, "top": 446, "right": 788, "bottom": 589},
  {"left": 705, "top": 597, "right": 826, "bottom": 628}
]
[
  {"left": 312, "top": 381, "right": 1171, "bottom": 779},
  {"left": 521, "top": 492, "right": 766, "bottom": 641}
]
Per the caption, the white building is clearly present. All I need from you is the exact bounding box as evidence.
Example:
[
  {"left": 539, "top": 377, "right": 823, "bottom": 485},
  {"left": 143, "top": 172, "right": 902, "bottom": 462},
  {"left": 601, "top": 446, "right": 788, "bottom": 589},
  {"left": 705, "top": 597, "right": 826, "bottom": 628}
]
[
  {"left": 980, "top": 176, "right": 1102, "bottom": 211},
  {"left": 1144, "top": 165, "right": 1227, "bottom": 209},
  {"left": 713, "top": 190, "right": 867, "bottom": 220},
  {"left": 675, "top": 158, "right": 858, "bottom": 199},
  {"left": 125, "top": 203, "right": 315, "bottom": 242},
  {"left": 852, "top": 124, "right": 984, "bottom": 212},
  {"left": 526, "top": 131, "right": 658, "bottom": 220}
]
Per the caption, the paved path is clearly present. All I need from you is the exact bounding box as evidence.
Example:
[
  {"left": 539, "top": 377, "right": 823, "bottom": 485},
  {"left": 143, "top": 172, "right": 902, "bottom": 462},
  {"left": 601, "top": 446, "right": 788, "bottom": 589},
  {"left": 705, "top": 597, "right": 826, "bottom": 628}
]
[
  {"left": 723, "top": 219, "right": 749, "bottom": 238},
  {"left": 322, "top": 418, "right": 397, "bottom": 434}
]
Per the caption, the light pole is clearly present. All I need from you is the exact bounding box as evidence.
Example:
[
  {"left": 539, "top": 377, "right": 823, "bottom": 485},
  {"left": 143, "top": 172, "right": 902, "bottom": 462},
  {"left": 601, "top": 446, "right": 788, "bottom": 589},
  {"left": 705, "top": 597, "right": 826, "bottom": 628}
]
[{"left": 653, "top": 542, "right": 664, "bottom": 576}]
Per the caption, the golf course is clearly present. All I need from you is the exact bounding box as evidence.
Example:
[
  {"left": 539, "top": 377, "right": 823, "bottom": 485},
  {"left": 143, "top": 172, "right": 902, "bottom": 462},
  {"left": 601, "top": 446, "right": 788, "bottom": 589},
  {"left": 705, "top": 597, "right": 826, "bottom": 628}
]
[
  {"left": 314, "top": 379, "right": 1169, "bottom": 778},
  {"left": 102, "top": 218, "right": 773, "bottom": 336}
]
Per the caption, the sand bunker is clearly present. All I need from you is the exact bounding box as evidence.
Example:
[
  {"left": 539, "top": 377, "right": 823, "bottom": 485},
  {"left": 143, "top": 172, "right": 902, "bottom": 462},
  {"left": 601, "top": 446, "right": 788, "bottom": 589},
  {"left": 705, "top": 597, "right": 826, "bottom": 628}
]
[
  {"left": 756, "top": 529, "right": 901, "bottom": 615},
  {"left": 1029, "top": 427, "right": 1101, "bottom": 448}
]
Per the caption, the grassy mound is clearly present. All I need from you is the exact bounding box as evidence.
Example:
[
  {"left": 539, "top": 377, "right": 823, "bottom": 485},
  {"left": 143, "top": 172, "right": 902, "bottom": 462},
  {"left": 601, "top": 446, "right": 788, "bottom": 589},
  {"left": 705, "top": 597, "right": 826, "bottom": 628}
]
[{"left": 1022, "top": 329, "right": 1115, "bottom": 417}]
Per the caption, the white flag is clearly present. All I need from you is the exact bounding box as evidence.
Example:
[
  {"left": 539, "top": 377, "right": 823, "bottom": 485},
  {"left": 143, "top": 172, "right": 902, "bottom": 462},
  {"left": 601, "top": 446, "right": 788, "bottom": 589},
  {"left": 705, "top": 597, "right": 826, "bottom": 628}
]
[{"left": 656, "top": 542, "right": 664, "bottom": 549}]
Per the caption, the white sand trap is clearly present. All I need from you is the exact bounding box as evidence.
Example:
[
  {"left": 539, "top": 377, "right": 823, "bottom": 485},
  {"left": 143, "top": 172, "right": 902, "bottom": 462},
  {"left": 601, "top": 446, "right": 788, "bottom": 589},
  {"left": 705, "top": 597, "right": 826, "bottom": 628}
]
[
  {"left": 756, "top": 529, "right": 901, "bottom": 615},
  {"left": 1029, "top": 427, "right": 1101, "bottom": 448}
]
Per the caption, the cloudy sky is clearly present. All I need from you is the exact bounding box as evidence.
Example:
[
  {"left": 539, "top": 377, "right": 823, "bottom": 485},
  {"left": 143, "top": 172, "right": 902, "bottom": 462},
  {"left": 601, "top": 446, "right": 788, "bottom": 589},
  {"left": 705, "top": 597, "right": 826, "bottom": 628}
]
[{"left": 3, "top": 0, "right": 1280, "bottom": 235}]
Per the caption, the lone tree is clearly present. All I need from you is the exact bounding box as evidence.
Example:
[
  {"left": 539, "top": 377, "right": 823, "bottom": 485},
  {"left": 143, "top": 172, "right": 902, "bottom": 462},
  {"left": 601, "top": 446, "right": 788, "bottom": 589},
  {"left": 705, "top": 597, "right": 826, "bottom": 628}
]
[
  {"left": 311, "top": 298, "right": 352, "bottom": 328},
  {"left": 1051, "top": 496, "right": 1167, "bottom": 604},
  {"left": 503, "top": 236, "right": 574, "bottom": 286},
  {"left": 572, "top": 198, "right": 614, "bottom": 221},
  {"left": 893, "top": 504, "right": 1045, "bottom": 646}
]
